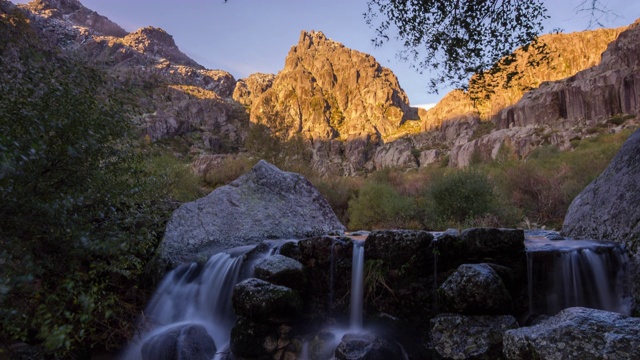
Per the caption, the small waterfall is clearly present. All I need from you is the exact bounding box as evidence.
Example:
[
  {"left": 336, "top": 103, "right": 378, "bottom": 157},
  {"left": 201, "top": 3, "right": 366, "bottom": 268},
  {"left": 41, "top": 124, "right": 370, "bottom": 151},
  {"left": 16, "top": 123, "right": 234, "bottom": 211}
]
[
  {"left": 350, "top": 240, "right": 365, "bottom": 329},
  {"left": 121, "top": 246, "right": 257, "bottom": 360},
  {"left": 526, "top": 232, "right": 632, "bottom": 316}
]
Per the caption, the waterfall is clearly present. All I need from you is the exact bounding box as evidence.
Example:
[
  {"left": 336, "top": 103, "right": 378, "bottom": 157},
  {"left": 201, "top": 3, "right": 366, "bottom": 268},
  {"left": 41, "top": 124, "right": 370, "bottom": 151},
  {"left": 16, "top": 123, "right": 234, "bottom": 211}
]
[
  {"left": 350, "top": 240, "right": 365, "bottom": 329},
  {"left": 120, "top": 246, "right": 257, "bottom": 360},
  {"left": 526, "top": 232, "right": 632, "bottom": 316}
]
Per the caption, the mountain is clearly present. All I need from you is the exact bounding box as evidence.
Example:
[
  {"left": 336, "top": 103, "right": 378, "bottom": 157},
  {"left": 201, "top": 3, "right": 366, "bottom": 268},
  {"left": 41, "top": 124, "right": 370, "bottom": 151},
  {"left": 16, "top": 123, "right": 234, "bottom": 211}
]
[
  {"left": 234, "top": 30, "right": 420, "bottom": 174},
  {"left": 6, "top": 0, "right": 640, "bottom": 176}
]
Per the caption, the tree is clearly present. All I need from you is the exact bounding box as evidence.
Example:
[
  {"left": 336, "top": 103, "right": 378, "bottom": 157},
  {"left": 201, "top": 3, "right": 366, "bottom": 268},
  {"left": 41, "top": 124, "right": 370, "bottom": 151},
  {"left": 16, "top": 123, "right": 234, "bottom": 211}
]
[
  {"left": 364, "top": 0, "right": 615, "bottom": 93},
  {"left": 0, "top": 7, "right": 174, "bottom": 356}
]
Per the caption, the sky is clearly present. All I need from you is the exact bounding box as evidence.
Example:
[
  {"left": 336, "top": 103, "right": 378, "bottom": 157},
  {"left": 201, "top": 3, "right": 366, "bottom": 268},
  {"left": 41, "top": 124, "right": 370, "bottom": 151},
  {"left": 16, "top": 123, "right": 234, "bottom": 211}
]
[{"left": 14, "top": 0, "right": 640, "bottom": 108}]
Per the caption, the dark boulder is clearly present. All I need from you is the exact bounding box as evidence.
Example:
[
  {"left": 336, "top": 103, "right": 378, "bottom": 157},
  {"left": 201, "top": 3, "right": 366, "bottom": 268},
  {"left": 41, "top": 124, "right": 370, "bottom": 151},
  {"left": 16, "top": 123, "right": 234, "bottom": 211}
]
[
  {"left": 232, "top": 278, "right": 303, "bottom": 323},
  {"left": 431, "top": 314, "right": 518, "bottom": 360},
  {"left": 503, "top": 307, "right": 640, "bottom": 360},
  {"left": 140, "top": 323, "right": 216, "bottom": 360},
  {"left": 334, "top": 333, "right": 403, "bottom": 360},
  {"left": 439, "top": 263, "right": 512, "bottom": 315},
  {"left": 254, "top": 254, "right": 307, "bottom": 293},
  {"left": 230, "top": 319, "right": 299, "bottom": 359}
]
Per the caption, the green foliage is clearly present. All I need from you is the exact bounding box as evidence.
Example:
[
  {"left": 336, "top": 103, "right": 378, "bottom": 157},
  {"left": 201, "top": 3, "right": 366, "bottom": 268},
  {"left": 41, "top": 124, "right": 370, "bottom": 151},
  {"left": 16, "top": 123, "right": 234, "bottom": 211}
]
[
  {"left": 348, "top": 181, "right": 416, "bottom": 230},
  {"left": 0, "top": 11, "right": 174, "bottom": 357},
  {"left": 425, "top": 169, "right": 497, "bottom": 227},
  {"left": 365, "top": 0, "right": 548, "bottom": 91},
  {"left": 203, "top": 154, "right": 258, "bottom": 189}
]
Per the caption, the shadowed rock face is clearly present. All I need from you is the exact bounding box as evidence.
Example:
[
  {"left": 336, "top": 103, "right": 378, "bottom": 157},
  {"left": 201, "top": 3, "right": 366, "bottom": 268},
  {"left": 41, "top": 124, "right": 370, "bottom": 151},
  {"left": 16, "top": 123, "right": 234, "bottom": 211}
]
[
  {"left": 563, "top": 128, "right": 640, "bottom": 308},
  {"left": 155, "top": 160, "right": 346, "bottom": 270},
  {"left": 494, "top": 19, "right": 640, "bottom": 130}
]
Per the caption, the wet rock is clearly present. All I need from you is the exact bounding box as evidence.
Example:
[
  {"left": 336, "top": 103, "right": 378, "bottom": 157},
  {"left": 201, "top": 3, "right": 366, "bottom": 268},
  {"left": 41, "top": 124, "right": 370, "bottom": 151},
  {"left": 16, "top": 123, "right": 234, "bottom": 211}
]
[
  {"left": 334, "top": 333, "right": 403, "bottom": 360},
  {"left": 232, "top": 278, "right": 303, "bottom": 323},
  {"left": 155, "top": 160, "right": 346, "bottom": 270},
  {"left": 230, "top": 319, "right": 299, "bottom": 359},
  {"left": 364, "top": 230, "right": 434, "bottom": 275},
  {"left": 140, "top": 323, "right": 216, "bottom": 360},
  {"left": 431, "top": 314, "right": 518, "bottom": 360},
  {"left": 459, "top": 228, "right": 525, "bottom": 255},
  {"left": 503, "top": 307, "right": 640, "bottom": 360},
  {"left": 439, "top": 263, "right": 512, "bottom": 315},
  {"left": 279, "top": 236, "right": 354, "bottom": 318},
  {"left": 254, "top": 254, "right": 307, "bottom": 293}
]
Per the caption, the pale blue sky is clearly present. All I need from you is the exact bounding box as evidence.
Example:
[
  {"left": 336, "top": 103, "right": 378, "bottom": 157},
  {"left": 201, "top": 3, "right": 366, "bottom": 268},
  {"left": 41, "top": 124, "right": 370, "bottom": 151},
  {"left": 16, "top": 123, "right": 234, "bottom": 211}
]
[{"left": 14, "top": 0, "right": 640, "bottom": 107}]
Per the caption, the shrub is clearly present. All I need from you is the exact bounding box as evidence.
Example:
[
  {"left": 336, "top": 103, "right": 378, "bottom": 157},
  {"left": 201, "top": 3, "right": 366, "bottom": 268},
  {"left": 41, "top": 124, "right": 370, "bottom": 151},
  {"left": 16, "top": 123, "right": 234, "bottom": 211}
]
[
  {"left": 425, "top": 169, "right": 497, "bottom": 228},
  {"left": 348, "top": 181, "right": 416, "bottom": 230}
]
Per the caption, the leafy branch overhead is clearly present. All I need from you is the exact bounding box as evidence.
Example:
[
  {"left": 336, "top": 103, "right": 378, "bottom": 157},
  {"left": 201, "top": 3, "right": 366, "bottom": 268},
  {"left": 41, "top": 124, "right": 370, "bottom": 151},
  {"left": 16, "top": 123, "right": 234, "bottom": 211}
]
[{"left": 365, "top": 0, "right": 549, "bottom": 92}]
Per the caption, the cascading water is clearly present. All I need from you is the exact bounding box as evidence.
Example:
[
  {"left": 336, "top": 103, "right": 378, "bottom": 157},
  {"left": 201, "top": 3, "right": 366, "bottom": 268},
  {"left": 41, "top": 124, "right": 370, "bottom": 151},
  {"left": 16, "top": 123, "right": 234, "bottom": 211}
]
[
  {"left": 120, "top": 249, "right": 247, "bottom": 360},
  {"left": 349, "top": 240, "right": 365, "bottom": 329},
  {"left": 525, "top": 231, "right": 632, "bottom": 316}
]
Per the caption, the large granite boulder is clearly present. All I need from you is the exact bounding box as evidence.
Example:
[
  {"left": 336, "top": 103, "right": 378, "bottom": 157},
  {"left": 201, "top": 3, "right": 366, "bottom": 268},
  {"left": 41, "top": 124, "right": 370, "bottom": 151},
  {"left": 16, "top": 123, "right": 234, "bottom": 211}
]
[
  {"left": 562, "top": 128, "right": 640, "bottom": 308},
  {"left": 439, "top": 263, "right": 513, "bottom": 315},
  {"left": 563, "top": 128, "right": 640, "bottom": 246},
  {"left": 140, "top": 323, "right": 216, "bottom": 360},
  {"left": 503, "top": 307, "right": 640, "bottom": 359},
  {"left": 155, "top": 160, "right": 346, "bottom": 270},
  {"left": 431, "top": 314, "right": 518, "bottom": 360}
]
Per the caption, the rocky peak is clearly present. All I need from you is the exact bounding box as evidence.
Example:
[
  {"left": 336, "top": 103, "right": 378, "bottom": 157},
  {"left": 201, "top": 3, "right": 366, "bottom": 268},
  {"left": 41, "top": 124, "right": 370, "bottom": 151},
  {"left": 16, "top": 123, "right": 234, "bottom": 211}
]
[
  {"left": 20, "top": 0, "right": 127, "bottom": 37},
  {"left": 122, "top": 26, "right": 202, "bottom": 68},
  {"left": 247, "top": 30, "right": 418, "bottom": 174}
]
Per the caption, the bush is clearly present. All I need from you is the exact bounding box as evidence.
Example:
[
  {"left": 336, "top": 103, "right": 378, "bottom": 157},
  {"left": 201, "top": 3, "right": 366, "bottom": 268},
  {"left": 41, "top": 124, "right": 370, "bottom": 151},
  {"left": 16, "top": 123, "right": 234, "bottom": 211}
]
[
  {"left": 425, "top": 169, "right": 497, "bottom": 228},
  {"left": 0, "top": 13, "right": 174, "bottom": 357},
  {"left": 348, "top": 181, "right": 416, "bottom": 230}
]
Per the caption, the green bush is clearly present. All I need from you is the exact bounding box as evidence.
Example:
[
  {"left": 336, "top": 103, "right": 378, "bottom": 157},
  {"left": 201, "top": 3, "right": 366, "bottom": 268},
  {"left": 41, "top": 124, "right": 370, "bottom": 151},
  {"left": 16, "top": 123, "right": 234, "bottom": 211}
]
[
  {"left": 348, "top": 181, "right": 416, "bottom": 230},
  {"left": 425, "top": 169, "right": 497, "bottom": 228},
  {"left": 0, "top": 12, "right": 174, "bottom": 357}
]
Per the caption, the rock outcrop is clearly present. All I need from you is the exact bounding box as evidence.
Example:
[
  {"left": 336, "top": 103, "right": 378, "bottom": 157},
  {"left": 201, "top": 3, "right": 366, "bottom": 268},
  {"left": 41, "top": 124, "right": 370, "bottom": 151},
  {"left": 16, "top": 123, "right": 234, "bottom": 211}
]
[
  {"left": 155, "top": 160, "right": 346, "bottom": 270},
  {"left": 254, "top": 254, "right": 307, "bottom": 293},
  {"left": 503, "top": 307, "right": 640, "bottom": 359},
  {"left": 562, "top": 128, "right": 640, "bottom": 308},
  {"left": 431, "top": 314, "right": 518, "bottom": 360},
  {"left": 247, "top": 30, "right": 419, "bottom": 174},
  {"left": 495, "top": 20, "right": 640, "bottom": 130}
]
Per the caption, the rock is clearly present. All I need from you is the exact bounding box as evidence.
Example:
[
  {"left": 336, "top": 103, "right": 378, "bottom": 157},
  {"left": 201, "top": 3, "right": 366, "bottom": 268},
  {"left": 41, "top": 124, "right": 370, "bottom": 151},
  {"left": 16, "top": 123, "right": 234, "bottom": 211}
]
[
  {"left": 494, "top": 21, "right": 640, "bottom": 130},
  {"left": 232, "top": 278, "right": 303, "bottom": 323},
  {"left": 230, "top": 319, "right": 299, "bottom": 359},
  {"left": 563, "top": 128, "right": 640, "bottom": 244},
  {"left": 254, "top": 254, "right": 307, "bottom": 293},
  {"left": 460, "top": 228, "right": 525, "bottom": 256},
  {"left": 439, "top": 263, "right": 513, "bottom": 315},
  {"left": 431, "top": 314, "right": 518, "bottom": 360},
  {"left": 364, "top": 230, "right": 434, "bottom": 275},
  {"left": 140, "top": 323, "right": 216, "bottom": 360},
  {"left": 372, "top": 139, "right": 418, "bottom": 169},
  {"left": 334, "top": 333, "right": 403, "bottom": 360},
  {"left": 562, "top": 128, "right": 640, "bottom": 307},
  {"left": 279, "top": 236, "right": 354, "bottom": 318},
  {"left": 418, "top": 149, "right": 440, "bottom": 167},
  {"left": 503, "top": 307, "right": 640, "bottom": 360},
  {"left": 232, "top": 72, "right": 275, "bottom": 106},
  {"left": 121, "top": 26, "right": 202, "bottom": 68},
  {"left": 155, "top": 160, "right": 345, "bottom": 269},
  {"left": 449, "top": 127, "right": 540, "bottom": 168},
  {"left": 248, "top": 30, "right": 416, "bottom": 174}
]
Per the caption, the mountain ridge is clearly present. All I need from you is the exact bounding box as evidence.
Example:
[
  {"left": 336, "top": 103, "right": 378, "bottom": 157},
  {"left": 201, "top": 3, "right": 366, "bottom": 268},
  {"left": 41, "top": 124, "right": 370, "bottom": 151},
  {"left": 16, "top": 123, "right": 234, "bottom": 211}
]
[{"left": 6, "top": 0, "right": 639, "bottom": 175}]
